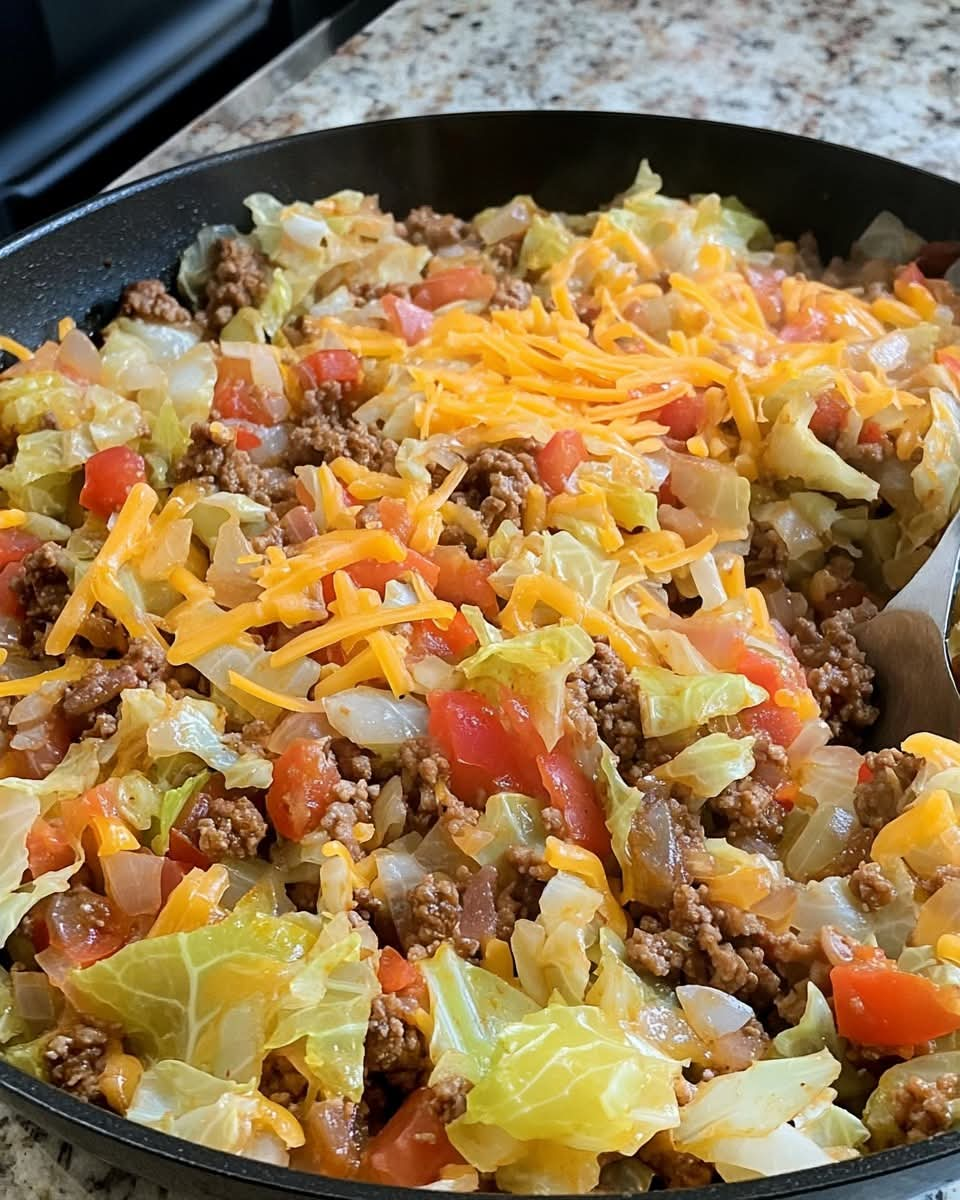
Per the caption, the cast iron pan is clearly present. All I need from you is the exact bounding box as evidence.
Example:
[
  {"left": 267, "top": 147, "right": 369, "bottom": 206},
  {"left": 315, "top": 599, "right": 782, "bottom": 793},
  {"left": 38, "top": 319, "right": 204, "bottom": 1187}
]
[{"left": 1, "top": 111, "right": 959, "bottom": 1199}]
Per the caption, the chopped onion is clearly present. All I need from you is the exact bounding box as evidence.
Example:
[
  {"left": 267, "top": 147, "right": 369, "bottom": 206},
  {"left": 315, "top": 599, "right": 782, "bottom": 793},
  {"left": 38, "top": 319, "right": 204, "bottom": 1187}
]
[
  {"left": 208, "top": 517, "right": 261, "bottom": 607},
  {"left": 268, "top": 711, "right": 334, "bottom": 755},
  {"left": 12, "top": 970, "right": 57, "bottom": 1023},
  {"left": 409, "top": 653, "right": 460, "bottom": 694},
  {"left": 677, "top": 985, "right": 752, "bottom": 1041},
  {"left": 689, "top": 553, "right": 726, "bottom": 610},
  {"left": 459, "top": 865, "right": 498, "bottom": 947},
  {"left": 786, "top": 719, "right": 832, "bottom": 765},
  {"left": 280, "top": 505, "right": 318, "bottom": 545},
  {"left": 102, "top": 851, "right": 164, "bottom": 917},
  {"left": 323, "top": 688, "right": 428, "bottom": 750},
  {"left": 371, "top": 776, "right": 406, "bottom": 849},
  {"left": 246, "top": 423, "right": 289, "bottom": 466},
  {"left": 34, "top": 946, "right": 75, "bottom": 988},
  {"left": 474, "top": 199, "right": 534, "bottom": 245},
  {"left": 373, "top": 848, "right": 426, "bottom": 943},
  {"left": 791, "top": 877, "right": 870, "bottom": 942},
  {"left": 785, "top": 804, "right": 857, "bottom": 881},
  {"left": 57, "top": 329, "right": 101, "bottom": 384},
  {"left": 10, "top": 680, "right": 64, "bottom": 727}
]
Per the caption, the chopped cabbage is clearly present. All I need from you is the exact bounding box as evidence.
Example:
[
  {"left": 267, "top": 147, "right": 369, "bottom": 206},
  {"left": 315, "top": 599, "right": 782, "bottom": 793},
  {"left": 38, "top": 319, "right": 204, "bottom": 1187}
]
[
  {"left": 265, "top": 918, "right": 378, "bottom": 1101},
  {"left": 450, "top": 792, "right": 546, "bottom": 868},
  {"left": 906, "top": 388, "right": 960, "bottom": 549},
  {"left": 459, "top": 624, "right": 594, "bottom": 749},
  {"left": 763, "top": 397, "right": 879, "bottom": 502},
  {"left": 421, "top": 942, "right": 537, "bottom": 1083},
  {"left": 0, "top": 968, "right": 25, "bottom": 1045},
  {"left": 322, "top": 688, "right": 428, "bottom": 750},
  {"left": 128, "top": 1060, "right": 303, "bottom": 1160},
  {"left": 518, "top": 214, "right": 577, "bottom": 274},
  {"left": 151, "top": 772, "right": 209, "bottom": 856},
  {"left": 630, "top": 665, "right": 767, "bottom": 737},
  {"left": 448, "top": 1003, "right": 680, "bottom": 1193},
  {"left": 675, "top": 1049, "right": 840, "bottom": 1155},
  {"left": 65, "top": 908, "right": 317, "bottom": 1081},
  {"left": 489, "top": 526, "right": 618, "bottom": 610},
  {"left": 654, "top": 733, "right": 756, "bottom": 800},
  {"left": 511, "top": 872, "right": 603, "bottom": 1005}
]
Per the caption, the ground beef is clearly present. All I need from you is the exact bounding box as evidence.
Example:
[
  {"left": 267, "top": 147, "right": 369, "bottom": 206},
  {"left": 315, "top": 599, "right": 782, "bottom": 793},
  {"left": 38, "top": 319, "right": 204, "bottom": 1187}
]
[
  {"left": 404, "top": 873, "right": 477, "bottom": 961},
  {"left": 446, "top": 441, "right": 540, "bottom": 536},
  {"left": 566, "top": 639, "right": 650, "bottom": 779},
  {"left": 119, "top": 279, "right": 191, "bottom": 324},
  {"left": 637, "top": 1131, "right": 715, "bottom": 1189},
  {"left": 299, "top": 380, "right": 362, "bottom": 423},
  {"left": 791, "top": 605, "right": 879, "bottom": 742},
  {"left": 44, "top": 1019, "right": 111, "bottom": 1102},
  {"left": 365, "top": 992, "right": 430, "bottom": 1091},
  {"left": 61, "top": 637, "right": 168, "bottom": 721},
  {"left": 398, "top": 206, "right": 474, "bottom": 251},
  {"left": 626, "top": 883, "right": 816, "bottom": 1014},
  {"left": 491, "top": 276, "right": 534, "bottom": 310},
  {"left": 884, "top": 1073, "right": 960, "bottom": 1145},
  {"left": 428, "top": 1075, "right": 472, "bottom": 1124},
  {"left": 286, "top": 411, "right": 396, "bottom": 474},
  {"left": 12, "top": 541, "right": 71, "bottom": 655},
  {"left": 320, "top": 797, "right": 373, "bottom": 861},
  {"left": 203, "top": 236, "right": 270, "bottom": 333},
  {"left": 848, "top": 860, "right": 896, "bottom": 909},
  {"left": 745, "top": 521, "right": 789, "bottom": 585},
  {"left": 494, "top": 847, "right": 554, "bottom": 939},
  {"left": 393, "top": 738, "right": 452, "bottom": 833},
  {"left": 182, "top": 792, "right": 267, "bottom": 860},
  {"left": 703, "top": 732, "right": 789, "bottom": 849},
  {"left": 854, "top": 748, "right": 921, "bottom": 833},
  {"left": 260, "top": 1051, "right": 308, "bottom": 1117},
  {"left": 176, "top": 421, "right": 294, "bottom": 505}
]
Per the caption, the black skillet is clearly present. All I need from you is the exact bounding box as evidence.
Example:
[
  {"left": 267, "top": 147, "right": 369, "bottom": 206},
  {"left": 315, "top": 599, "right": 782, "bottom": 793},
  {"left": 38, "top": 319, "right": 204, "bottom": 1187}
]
[{"left": 0, "top": 111, "right": 959, "bottom": 1200}]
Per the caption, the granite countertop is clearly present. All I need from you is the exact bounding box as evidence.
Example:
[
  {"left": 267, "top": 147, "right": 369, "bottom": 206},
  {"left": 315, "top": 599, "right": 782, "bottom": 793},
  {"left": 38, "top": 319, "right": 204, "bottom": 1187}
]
[{"left": 7, "top": 1, "right": 960, "bottom": 1197}]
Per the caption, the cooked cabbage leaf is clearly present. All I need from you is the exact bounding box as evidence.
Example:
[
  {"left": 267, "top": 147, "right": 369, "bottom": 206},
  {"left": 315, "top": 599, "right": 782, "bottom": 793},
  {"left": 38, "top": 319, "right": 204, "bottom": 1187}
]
[
  {"left": 128, "top": 1060, "right": 303, "bottom": 1159},
  {"left": 630, "top": 665, "right": 767, "bottom": 737},
  {"left": 459, "top": 624, "right": 594, "bottom": 748},
  {"left": 654, "top": 733, "right": 756, "bottom": 800},
  {"left": 448, "top": 1003, "right": 680, "bottom": 1191},
  {"left": 763, "top": 397, "right": 879, "bottom": 502}
]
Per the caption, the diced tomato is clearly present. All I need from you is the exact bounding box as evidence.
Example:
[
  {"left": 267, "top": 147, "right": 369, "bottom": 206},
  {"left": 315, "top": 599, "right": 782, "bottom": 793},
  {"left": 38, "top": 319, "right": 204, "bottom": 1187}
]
[
  {"left": 537, "top": 744, "right": 610, "bottom": 858},
  {"left": 832, "top": 961, "right": 960, "bottom": 1045},
  {"left": 346, "top": 548, "right": 440, "bottom": 594},
  {"left": 267, "top": 738, "right": 341, "bottom": 841},
  {"left": 377, "top": 946, "right": 423, "bottom": 994},
  {"left": 657, "top": 477, "right": 680, "bottom": 508},
  {"left": 363, "top": 1088, "right": 464, "bottom": 1187},
  {"left": 536, "top": 430, "right": 588, "bottom": 495},
  {"left": 410, "top": 268, "right": 496, "bottom": 312},
  {"left": 857, "top": 419, "right": 885, "bottom": 446},
  {"left": 740, "top": 700, "right": 803, "bottom": 748},
  {"left": 743, "top": 265, "right": 786, "bottom": 324},
  {"left": 382, "top": 294, "right": 435, "bottom": 345},
  {"left": 429, "top": 546, "right": 498, "bottom": 619},
  {"left": 45, "top": 887, "right": 128, "bottom": 966},
  {"left": 808, "top": 391, "right": 849, "bottom": 441},
  {"left": 427, "top": 690, "right": 542, "bottom": 803},
  {"left": 896, "top": 262, "right": 926, "bottom": 288},
  {"left": 656, "top": 392, "right": 706, "bottom": 441},
  {"left": 857, "top": 762, "right": 875, "bottom": 785},
  {"left": 167, "top": 827, "right": 212, "bottom": 870},
  {"left": 79, "top": 446, "right": 147, "bottom": 518},
  {"left": 735, "top": 635, "right": 807, "bottom": 699},
  {"left": 234, "top": 426, "right": 262, "bottom": 451},
  {"left": 378, "top": 497, "right": 412, "bottom": 542},
  {"left": 26, "top": 817, "right": 74, "bottom": 878},
  {"left": 297, "top": 349, "right": 361, "bottom": 387},
  {"left": 0, "top": 528, "right": 40, "bottom": 568},
  {"left": 773, "top": 782, "right": 798, "bottom": 810},
  {"left": 0, "top": 562, "right": 25, "bottom": 618},
  {"left": 780, "top": 307, "right": 829, "bottom": 342},
  {"left": 410, "top": 610, "right": 478, "bottom": 660}
]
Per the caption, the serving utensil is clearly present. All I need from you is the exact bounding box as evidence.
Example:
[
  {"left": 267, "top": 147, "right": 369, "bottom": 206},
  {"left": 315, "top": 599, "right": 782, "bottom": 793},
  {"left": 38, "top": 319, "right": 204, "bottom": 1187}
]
[{"left": 855, "top": 513, "right": 960, "bottom": 750}]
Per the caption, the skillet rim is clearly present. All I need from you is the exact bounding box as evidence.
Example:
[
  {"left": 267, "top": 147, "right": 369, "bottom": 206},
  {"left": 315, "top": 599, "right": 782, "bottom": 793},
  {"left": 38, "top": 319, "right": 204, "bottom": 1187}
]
[{"left": 0, "top": 108, "right": 959, "bottom": 1198}]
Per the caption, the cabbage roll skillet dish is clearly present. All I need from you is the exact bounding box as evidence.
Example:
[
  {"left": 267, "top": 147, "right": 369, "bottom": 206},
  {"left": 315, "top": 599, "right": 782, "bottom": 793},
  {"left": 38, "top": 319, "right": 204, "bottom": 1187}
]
[{"left": 2, "top": 165, "right": 960, "bottom": 1193}]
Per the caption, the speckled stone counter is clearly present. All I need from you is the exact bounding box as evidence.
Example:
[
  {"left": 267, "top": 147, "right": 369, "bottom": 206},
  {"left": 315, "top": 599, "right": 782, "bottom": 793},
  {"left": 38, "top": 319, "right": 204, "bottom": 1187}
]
[
  {"left": 8, "top": 1, "right": 960, "bottom": 1196},
  {"left": 117, "top": 0, "right": 960, "bottom": 186}
]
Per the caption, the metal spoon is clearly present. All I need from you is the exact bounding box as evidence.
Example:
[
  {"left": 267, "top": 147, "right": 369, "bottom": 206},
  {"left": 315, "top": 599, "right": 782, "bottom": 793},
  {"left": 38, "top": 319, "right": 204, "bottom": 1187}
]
[{"left": 854, "top": 514, "right": 960, "bottom": 750}]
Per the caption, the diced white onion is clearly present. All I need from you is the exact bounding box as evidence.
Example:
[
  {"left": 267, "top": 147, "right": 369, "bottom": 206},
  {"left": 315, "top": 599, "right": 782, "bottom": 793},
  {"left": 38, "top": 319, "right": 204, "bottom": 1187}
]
[{"left": 677, "top": 985, "right": 753, "bottom": 1040}]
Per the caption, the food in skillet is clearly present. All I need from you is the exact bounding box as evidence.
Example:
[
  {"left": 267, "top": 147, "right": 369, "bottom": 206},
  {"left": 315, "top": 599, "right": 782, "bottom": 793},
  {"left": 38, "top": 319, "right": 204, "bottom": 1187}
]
[{"left": 1, "top": 166, "right": 960, "bottom": 1192}]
